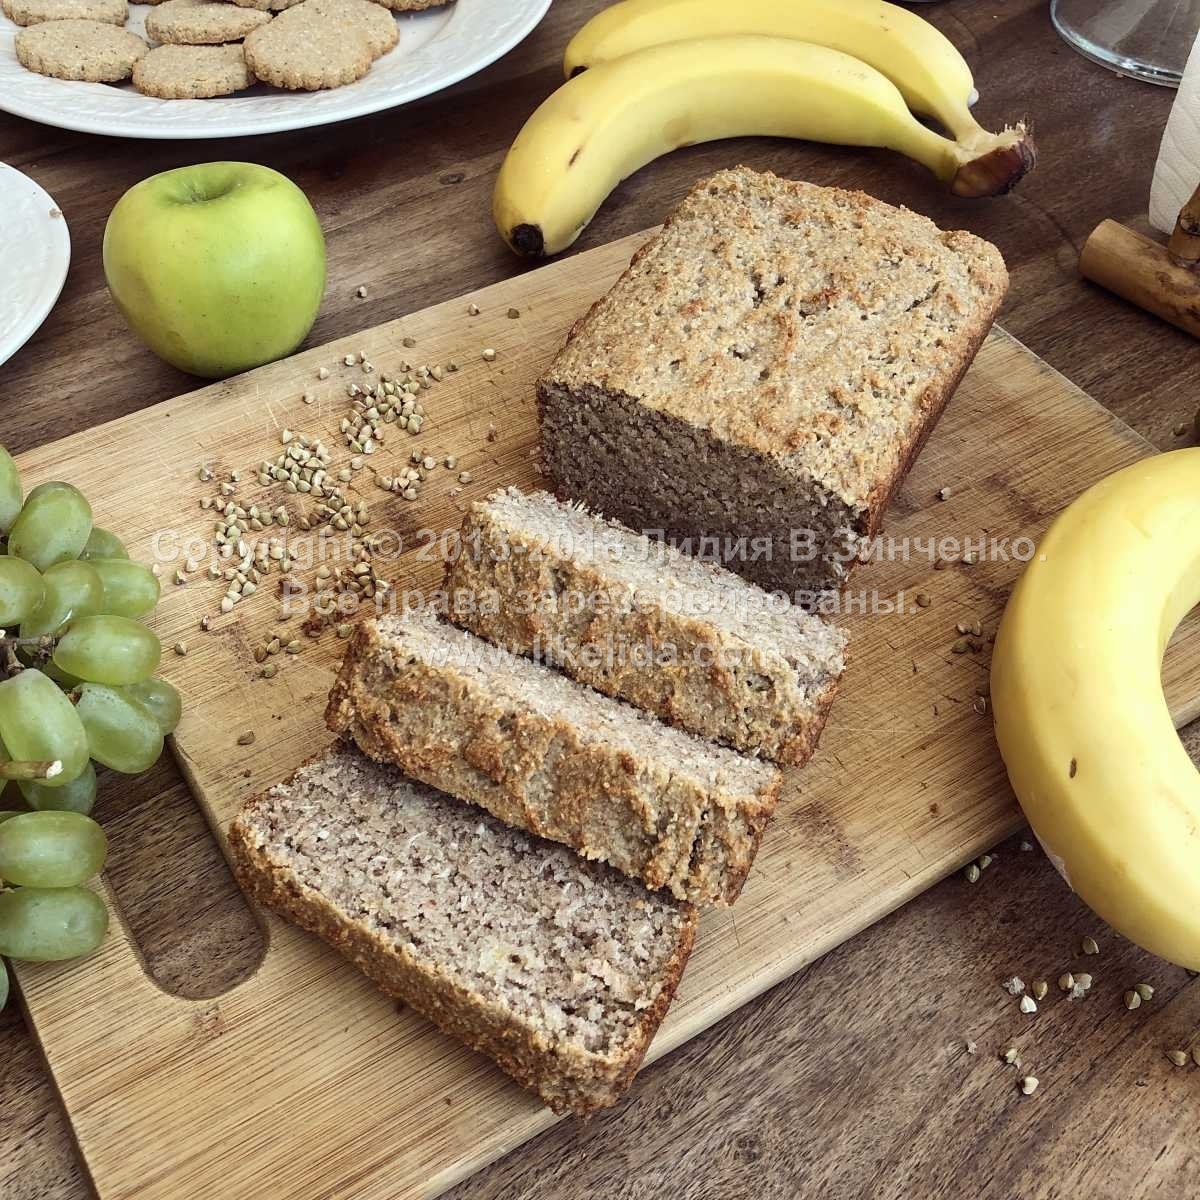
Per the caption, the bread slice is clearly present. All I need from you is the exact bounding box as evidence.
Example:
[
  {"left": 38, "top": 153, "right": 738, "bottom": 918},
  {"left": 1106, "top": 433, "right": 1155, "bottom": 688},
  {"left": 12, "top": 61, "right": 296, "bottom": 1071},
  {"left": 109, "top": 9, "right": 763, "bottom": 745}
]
[
  {"left": 326, "top": 612, "right": 781, "bottom": 906},
  {"left": 447, "top": 487, "right": 847, "bottom": 765},
  {"left": 537, "top": 166, "right": 1008, "bottom": 599},
  {"left": 228, "top": 744, "right": 696, "bottom": 1116}
]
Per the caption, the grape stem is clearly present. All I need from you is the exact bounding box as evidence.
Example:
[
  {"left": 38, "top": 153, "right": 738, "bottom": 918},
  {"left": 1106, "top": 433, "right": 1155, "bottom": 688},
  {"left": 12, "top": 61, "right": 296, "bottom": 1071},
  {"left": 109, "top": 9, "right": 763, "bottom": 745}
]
[
  {"left": 0, "top": 632, "right": 56, "bottom": 681},
  {"left": 0, "top": 758, "right": 62, "bottom": 781}
]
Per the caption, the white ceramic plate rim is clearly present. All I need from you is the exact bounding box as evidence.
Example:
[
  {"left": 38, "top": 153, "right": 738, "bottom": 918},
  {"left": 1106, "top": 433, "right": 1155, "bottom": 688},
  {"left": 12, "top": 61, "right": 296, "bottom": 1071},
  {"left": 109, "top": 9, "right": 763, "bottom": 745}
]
[
  {"left": 0, "top": 0, "right": 551, "bottom": 140},
  {"left": 0, "top": 163, "right": 70, "bottom": 368}
]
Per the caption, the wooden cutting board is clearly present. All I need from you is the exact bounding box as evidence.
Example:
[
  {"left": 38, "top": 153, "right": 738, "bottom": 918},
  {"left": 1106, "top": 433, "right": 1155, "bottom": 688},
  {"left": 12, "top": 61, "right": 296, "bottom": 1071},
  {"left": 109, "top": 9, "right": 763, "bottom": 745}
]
[{"left": 12, "top": 230, "right": 1200, "bottom": 1200}]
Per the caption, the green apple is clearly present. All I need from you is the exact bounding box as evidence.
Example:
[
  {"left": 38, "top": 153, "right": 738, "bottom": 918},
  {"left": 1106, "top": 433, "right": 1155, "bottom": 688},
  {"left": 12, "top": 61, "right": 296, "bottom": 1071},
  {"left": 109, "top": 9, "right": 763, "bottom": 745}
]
[{"left": 103, "top": 162, "right": 327, "bottom": 379}]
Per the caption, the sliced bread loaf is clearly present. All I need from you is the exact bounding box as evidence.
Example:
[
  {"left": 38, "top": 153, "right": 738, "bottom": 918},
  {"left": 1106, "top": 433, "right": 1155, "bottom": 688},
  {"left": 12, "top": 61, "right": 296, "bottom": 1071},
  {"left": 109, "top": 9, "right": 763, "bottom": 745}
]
[
  {"left": 537, "top": 166, "right": 1008, "bottom": 599},
  {"left": 228, "top": 744, "right": 696, "bottom": 1116},
  {"left": 447, "top": 487, "right": 847, "bottom": 764},
  {"left": 326, "top": 611, "right": 781, "bottom": 906}
]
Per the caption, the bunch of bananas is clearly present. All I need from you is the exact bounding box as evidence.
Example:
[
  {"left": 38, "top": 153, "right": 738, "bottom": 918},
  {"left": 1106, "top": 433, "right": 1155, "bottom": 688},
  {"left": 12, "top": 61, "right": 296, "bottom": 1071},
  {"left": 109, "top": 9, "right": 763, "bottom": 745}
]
[{"left": 494, "top": 0, "right": 1036, "bottom": 257}]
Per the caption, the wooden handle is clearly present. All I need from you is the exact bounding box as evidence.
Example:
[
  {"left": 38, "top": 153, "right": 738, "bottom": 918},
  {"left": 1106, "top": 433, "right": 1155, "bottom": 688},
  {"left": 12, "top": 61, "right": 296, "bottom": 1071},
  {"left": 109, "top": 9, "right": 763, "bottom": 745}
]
[{"left": 1080, "top": 219, "right": 1200, "bottom": 340}]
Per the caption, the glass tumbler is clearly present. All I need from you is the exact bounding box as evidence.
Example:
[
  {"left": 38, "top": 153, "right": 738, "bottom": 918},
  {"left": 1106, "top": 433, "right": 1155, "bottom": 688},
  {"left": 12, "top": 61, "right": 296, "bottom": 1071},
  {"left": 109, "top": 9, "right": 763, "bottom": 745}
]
[{"left": 1052, "top": 0, "right": 1200, "bottom": 87}]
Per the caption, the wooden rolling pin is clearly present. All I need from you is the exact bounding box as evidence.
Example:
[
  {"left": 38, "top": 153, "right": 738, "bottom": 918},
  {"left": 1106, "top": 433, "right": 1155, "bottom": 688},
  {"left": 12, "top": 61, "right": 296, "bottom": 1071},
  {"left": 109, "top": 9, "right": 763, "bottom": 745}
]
[{"left": 1080, "top": 182, "right": 1200, "bottom": 339}]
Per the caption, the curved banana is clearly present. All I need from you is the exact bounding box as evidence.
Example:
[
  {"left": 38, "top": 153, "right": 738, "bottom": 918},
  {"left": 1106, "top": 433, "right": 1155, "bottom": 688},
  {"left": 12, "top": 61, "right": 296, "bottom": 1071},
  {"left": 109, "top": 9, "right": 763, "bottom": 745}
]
[
  {"left": 990, "top": 449, "right": 1200, "bottom": 970},
  {"left": 494, "top": 36, "right": 1031, "bottom": 258},
  {"left": 564, "top": 0, "right": 1016, "bottom": 148}
]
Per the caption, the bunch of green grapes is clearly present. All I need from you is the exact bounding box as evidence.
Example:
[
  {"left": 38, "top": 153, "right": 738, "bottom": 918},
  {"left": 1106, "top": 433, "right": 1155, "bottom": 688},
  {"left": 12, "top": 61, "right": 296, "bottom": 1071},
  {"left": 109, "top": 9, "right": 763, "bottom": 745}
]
[{"left": 0, "top": 445, "right": 181, "bottom": 1013}]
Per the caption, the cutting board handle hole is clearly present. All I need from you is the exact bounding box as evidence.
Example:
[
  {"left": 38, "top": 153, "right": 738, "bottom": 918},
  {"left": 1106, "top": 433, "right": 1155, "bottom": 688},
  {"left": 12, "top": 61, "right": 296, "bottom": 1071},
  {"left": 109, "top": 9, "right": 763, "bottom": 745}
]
[{"left": 100, "top": 757, "right": 266, "bottom": 1001}]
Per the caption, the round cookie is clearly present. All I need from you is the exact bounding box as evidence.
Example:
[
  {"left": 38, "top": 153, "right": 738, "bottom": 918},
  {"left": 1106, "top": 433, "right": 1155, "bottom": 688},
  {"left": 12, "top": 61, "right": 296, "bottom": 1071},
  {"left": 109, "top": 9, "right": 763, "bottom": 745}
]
[
  {"left": 144, "top": 0, "right": 272, "bottom": 45},
  {"left": 316, "top": 0, "right": 398, "bottom": 58},
  {"left": 1, "top": 0, "right": 126, "bottom": 25},
  {"left": 132, "top": 42, "right": 256, "bottom": 98},
  {"left": 14, "top": 18, "right": 147, "bottom": 82},
  {"left": 227, "top": 0, "right": 303, "bottom": 9},
  {"left": 368, "top": 0, "right": 451, "bottom": 10},
  {"left": 242, "top": 0, "right": 387, "bottom": 90}
]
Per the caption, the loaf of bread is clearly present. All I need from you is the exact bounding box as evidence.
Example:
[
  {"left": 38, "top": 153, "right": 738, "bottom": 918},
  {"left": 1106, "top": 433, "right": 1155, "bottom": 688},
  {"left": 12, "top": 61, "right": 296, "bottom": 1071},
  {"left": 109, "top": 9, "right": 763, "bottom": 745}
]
[
  {"left": 228, "top": 744, "right": 696, "bottom": 1116},
  {"left": 326, "top": 611, "right": 781, "bottom": 905},
  {"left": 537, "top": 166, "right": 1008, "bottom": 598},
  {"left": 446, "top": 487, "right": 847, "bottom": 764}
]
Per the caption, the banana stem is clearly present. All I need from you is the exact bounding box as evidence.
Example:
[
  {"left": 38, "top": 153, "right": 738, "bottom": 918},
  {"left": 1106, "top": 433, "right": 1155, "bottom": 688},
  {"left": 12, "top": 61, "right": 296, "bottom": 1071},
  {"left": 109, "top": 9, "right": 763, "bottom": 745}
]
[
  {"left": 0, "top": 759, "right": 63, "bottom": 782},
  {"left": 950, "top": 124, "right": 1037, "bottom": 198}
]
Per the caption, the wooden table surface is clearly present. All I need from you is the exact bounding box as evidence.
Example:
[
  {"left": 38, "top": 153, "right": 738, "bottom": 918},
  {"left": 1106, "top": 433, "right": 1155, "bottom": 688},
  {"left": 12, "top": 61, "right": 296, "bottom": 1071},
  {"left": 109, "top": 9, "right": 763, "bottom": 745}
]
[{"left": 3, "top": 2, "right": 1200, "bottom": 1197}]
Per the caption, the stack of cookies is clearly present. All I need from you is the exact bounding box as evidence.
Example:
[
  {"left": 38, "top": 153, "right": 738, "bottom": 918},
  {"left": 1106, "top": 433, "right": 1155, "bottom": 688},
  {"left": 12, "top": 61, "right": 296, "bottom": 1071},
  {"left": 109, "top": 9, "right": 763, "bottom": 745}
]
[{"left": 3, "top": 0, "right": 448, "bottom": 99}]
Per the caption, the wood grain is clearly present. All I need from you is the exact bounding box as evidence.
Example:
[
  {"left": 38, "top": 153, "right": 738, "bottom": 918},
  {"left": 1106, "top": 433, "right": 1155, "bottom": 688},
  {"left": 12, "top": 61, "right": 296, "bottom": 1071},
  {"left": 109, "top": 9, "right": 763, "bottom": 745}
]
[
  {"left": 10, "top": 234, "right": 1200, "bottom": 1200},
  {"left": 3, "top": 0, "right": 1200, "bottom": 1197},
  {"left": 1080, "top": 219, "right": 1200, "bottom": 341}
]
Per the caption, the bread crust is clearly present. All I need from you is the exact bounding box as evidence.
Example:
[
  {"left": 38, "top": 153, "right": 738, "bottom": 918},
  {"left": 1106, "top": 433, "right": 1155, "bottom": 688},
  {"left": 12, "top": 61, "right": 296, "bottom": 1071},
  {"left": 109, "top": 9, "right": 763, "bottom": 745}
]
[
  {"left": 537, "top": 167, "right": 1008, "bottom": 598},
  {"left": 227, "top": 749, "right": 697, "bottom": 1117},
  {"left": 327, "top": 617, "right": 781, "bottom": 906},
  {"left": 857, "top": 292, "right": 999, "bottom": 540},
  {"left": 447, "top": 489, "right": 845, "bottom": 765}
]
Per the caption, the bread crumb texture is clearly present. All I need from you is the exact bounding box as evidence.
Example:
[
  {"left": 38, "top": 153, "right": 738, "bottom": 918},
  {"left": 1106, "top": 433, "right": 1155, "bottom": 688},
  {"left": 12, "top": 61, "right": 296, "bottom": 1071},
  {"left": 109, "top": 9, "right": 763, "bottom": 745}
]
[
  {"left": 229, "top": 744, "right": 696, "bottom": 1114},
  {"left": 448, "top": 486, "right": 846, "bottom": 764},
  {"left": 327, "top": 611, "right": 781, "bottom": 905}
]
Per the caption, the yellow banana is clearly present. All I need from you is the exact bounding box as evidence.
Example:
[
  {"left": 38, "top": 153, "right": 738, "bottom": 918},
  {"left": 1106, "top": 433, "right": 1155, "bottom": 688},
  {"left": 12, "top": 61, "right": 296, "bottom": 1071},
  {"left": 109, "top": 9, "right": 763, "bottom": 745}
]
[
  {"left": 565, "top": 0, "right": 1002, "bottom": 146},
  {"left": 494, "top": 36, "right": 1032, "bottom": 258},
  {"left": 991, "top": 449, "right": 1200, "bottom": 970}
]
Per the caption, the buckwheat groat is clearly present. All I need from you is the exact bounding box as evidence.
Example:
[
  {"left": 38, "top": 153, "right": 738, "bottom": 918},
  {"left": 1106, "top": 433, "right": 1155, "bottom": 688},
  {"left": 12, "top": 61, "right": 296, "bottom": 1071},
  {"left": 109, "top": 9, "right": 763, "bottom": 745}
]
[
  {"left": 133, "top": 42, "right": 256, "bottom": 98},
  {"left": 229, "top": 744, "right": 697, "bottom": 1116},
  {"left": 327, "top": 611, "right": 782, "bottom": 906},
  {"left": 538, "top": 166, "right": 1008, "bottom": 598},
  {"left": 14, "top": 18, "right": 147, "bottom": 82},
  {"left": 1, "top": 0, "right": 126, "bottom": 26},
  {"left": 448, "top": 487, "right": 847, "bottom": 764}
]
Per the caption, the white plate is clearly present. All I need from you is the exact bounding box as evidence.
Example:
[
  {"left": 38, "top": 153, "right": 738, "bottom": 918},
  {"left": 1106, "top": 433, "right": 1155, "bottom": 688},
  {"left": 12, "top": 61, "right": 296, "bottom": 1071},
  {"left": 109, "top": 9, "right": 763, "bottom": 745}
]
[
  {"left": 0, "top": 0, "right": 551, "bottom": 139},
  {"left": 0, "top": 163, "right": 70, "bottom": 367}
]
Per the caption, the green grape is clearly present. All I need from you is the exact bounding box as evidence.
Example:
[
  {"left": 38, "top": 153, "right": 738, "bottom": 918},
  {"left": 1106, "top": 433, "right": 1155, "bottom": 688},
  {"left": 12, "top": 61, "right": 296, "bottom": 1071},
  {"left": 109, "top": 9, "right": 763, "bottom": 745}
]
[
  {"left": 0, "top": 812, "right": 22, "bottom": 824},
  {"left": 19, "top": 559, "right": 103, "bottom": 639},
  {"left": 53, "top": 615, "right": 161, "bottom": 686},
  {"left": 7, "top": 482, "right": 93, "bottom": 571},
  {"left": 20, "top": 760, "right": 97, "bottom": 815},
  {"left": 0, "top": 446, "right": 21, "bottom": 534},
  {"left": 0, "top": 671, "right": 89, "bottom": 786},
  {"left": 0, "top": 886, "right": 108, "bottom": 961},
  {"left": 40, "top": 660, "right": 83, "bottom": 690},
  {"left": 80, "top": 527, "right": 128, "bottom": 561},
  {"left": 90, "top": 559, "right": 160, "bottom": 619},
  {"left": 126, "top": 677, "right": 182, "bottom": 735},
  {"left": 0, "top": 555, "right": 45, "bottom": 627},
  {"left": 0, "top": 811, "right": 107, "bottom": 888},
  {"left": 72, "top": 683, "right": 163, "bottom": 774}
]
